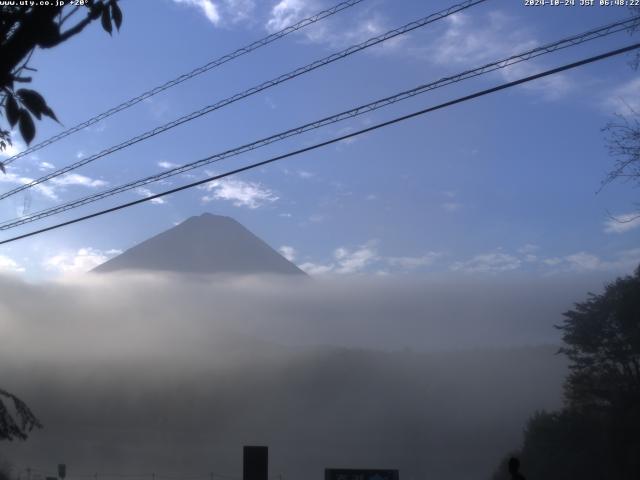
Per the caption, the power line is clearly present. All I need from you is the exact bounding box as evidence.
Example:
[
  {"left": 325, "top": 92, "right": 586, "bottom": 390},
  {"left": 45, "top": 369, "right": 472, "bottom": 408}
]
[
  {"left": 1, "top": 0, "right": 367, "bottom": 166},
  {"left": 1, "top": 16, "right": 637, "bottom": 231},
  {"left": 0, "top": 0, "right": 488, "bottom": 201},
  {"left": 1, "top": 42, "right": 637, "bottom": 246}
]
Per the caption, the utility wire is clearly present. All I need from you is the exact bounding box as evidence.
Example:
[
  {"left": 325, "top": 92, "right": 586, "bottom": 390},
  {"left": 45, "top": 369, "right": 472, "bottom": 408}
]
[
  {"left": 0, "top": 0, "right": 488, "bottom": 201},
  {"left": 1, "top": 42, "right": 638, "bottom": 246},
  {"left": 1, "top": 16, "right": 637, "bottom": 231},
  {"left": 1, "top": 0, "right": 367, "bottom": 166}
]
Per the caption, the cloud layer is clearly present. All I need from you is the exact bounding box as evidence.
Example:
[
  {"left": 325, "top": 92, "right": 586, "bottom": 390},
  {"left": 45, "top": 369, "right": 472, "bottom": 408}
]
[{"left": 0, "top": 272, "right": 580, "bottom": 479}]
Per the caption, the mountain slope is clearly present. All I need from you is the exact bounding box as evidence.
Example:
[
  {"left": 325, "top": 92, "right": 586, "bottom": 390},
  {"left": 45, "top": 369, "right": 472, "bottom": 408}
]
[{"left": 93, "top": 213, "right": 305, "bottom": 275}]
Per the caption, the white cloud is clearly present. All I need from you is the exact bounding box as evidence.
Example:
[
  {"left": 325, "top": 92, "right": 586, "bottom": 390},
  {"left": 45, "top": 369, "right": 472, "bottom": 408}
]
[
  {"left": 136, "top": 187, "right": 167, "bottom": 205},
  {"left": 298, "top": 261, "right": 334, "bottom": 275},
  {"left": 422, "top": 12, "right": 535, "bottom": 66},
  {"left": 221, "top": 0, "right": 255, "bottom": 23},
  {"left": 0, "top": 255, "right": 25, "bottom": 274},
  {"left": 604, "top": 213, "right": 640, "bottom": 234},
  {"left": 51, "top": 173, "right": 107, "bottom": 188},
  {"left": 298, "top": 243, "right": 378, "bottom": 276},
  {"left": 39, "top": 161, "right": 55, "bottom": 171},
  {"left": 564, "top": 252, "right": 602, "bottom": 272},
  {"left": 451, "top": 252, "right": 521, "bottom": 273},
  {"left": 201, "top": 178, "right": 278, "bottom": 209},
  {"left": 386, "top": 253, "right": 441, "bottom": 270},
  {"left": 298, "top": 243, "right": 440, "bottom": 276},
  {"left": 419, "top": 11, "right": 569, "bottom": 99},
  {"left": 334, "top": 244, "right": 378, "bottom": 274},
  {"left": 265, "top": 0, "right": 392, "bottom": 51},
  {"left": 446, "top": 245, "right": 638, "bottom": 275},
  {"left": 172, "top": 0, "right": 255, "bottom": 26},
  {"left": 542, "top": 257, "right": 562, "bottom": 266},
  {"left": 0, "top": 135, "right": 25, "bottom": 158},
  {"left": 173, "top": 0, "right": 221, "bottom": 25},
  {"left": 266, "top": 0, "right": 308, "bottom": 32},
  {"left": 0, "top": 171, "right": 58, "bottom": 200},
  {"left": 442, "top": 202, "right": 461, "bottom": 212},
  {"left": 517, "top": 244, "right": 540, "bottom": 254},
  {"left": 298, "top": 170, "right": 314, "bottom": 179},
  {"left": 278, "top": 245, "right": 297, "bottom": 262},
  {"left": 0, "top": 171, "right": 109, "bottom": 201},
  {"left": 0, "top": 171, "right": 108, "bottom": 200},
  {"left": 336, "top": 126, "right": 358, "bottom": 146},
  {"left": 542, "top": 249, "right": 640, "bottom": 274},
  {"left": 43, "top": 248, "right": 114, "bottom": 275},
  {"left": 158, "top": 161, "right": 181, "bottom": 169}
]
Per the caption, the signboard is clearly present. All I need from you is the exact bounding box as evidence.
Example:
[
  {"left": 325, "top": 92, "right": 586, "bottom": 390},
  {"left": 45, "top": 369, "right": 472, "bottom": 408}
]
[
  {"left": 243, "top": 446, "right": 268, "bottom": 480},
  {"left": 325, "top": 469, "right": 399, "bottom": 480}
]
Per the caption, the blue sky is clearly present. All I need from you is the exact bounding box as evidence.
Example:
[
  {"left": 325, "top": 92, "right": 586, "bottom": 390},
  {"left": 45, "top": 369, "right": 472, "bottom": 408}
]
[{"left": 1, "top": 0, "right": 639, "bottom": 279}]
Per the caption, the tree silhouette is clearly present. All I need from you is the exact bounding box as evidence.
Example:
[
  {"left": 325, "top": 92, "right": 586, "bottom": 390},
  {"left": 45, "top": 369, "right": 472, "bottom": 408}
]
[
  {"left": 557, "top": 266, "right": 640, "bottom": 413},
  {"left": 492, "top": 267, "right": 640, "bottom": 479},
  {"left": 0, "top": 0, "right": 123, "bottom": 160},
  {"left": 0, "top": 389, "right": 42, "bottom": 441}
]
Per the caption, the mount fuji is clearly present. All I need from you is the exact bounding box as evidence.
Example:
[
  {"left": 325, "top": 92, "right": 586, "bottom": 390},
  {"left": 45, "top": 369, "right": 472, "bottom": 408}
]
[{"left": 93, "top": 213, "right": 305, "bottom": 275}]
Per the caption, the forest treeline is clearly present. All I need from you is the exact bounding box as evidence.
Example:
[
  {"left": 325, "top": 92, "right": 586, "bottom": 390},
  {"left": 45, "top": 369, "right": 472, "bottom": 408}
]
[{"left": 492, "top": 267, "right": 640, "bottom": 480}]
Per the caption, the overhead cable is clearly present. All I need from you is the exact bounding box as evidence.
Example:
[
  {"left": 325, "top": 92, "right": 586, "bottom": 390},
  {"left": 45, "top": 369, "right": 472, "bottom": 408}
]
[
  {"left": 0, "top": 0, "right": 489, "bottom": 201},
  {"left": 1, "top": 16, "right": 637, "bottom": 231},
  {"left": 1, "top": 42, "right": 637, "bottom": 245},
  {"left": 1, "top": 0, "right": 368, "bottom": 166}
]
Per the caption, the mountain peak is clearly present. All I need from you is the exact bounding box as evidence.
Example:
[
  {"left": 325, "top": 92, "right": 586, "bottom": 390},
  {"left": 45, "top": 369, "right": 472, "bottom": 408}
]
[{"left": 93, "top": 213, "right": 305, "bottom": 275}]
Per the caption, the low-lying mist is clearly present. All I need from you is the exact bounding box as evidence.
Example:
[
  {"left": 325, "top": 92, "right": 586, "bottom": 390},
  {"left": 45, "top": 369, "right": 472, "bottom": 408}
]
[{"left": 0, "top": 272, "right": 601, "bottom": 480}]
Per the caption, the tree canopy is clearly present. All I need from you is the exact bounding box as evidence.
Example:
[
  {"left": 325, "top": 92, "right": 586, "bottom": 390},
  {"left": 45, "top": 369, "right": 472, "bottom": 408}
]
[
  {"left": 558, "top": 266, "right": 640, "bottom": 413},
  {"left": 0, "top": 0, "right": 123, "bottom": 155},
  {"left": 492, "top": 267, "right": 640, "bottom": 479},
  {"left": 0, "top": 389, "right": 42, "bottom": 441}
]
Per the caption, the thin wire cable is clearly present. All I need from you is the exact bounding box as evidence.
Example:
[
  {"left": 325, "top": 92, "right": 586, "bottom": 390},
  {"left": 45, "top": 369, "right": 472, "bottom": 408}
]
[
  {"left": 2, "top": 0, "right": 367, "bottom": 166},
  {"left": 0, "top": 0, "right": 488, "bottom": 201},
  {"left": 1, "top": 16, "right": 637, "bottom": 231},
  {"left": 1, "top": 42, "right": 638, "bottom": 245}
]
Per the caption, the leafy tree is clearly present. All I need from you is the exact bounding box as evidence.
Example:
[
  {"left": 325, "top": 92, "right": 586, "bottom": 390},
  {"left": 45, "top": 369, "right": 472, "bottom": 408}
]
[
  {"left": 0, "top": 389, "right": 42, "bottom": 441},
  {"left": 0, "top": 0, "right": 123, "bottom": 160},
  {"left": 558, "top": 266, "right": 640, "bottom": 413},
  {"left": 491, "top": 267, "right": 640, "bottom": 479}
]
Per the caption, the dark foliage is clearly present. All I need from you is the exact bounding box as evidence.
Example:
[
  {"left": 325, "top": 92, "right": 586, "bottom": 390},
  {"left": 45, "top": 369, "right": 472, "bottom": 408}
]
[
  {"left": 558, "top": 266, "right": 640, "bottom": 412},
  {"left": 491, "top": 267, "right": 640, "bottom": 479},
  {"left": 0, "top": 0, "right": 123, "bottom": 158},
  {"left": 0, "top": 388, "right": 41, "bottom": 441}
]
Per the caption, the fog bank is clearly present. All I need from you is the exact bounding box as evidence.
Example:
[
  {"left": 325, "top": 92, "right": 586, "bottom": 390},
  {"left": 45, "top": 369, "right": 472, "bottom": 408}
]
[{"left": 0, "top": 272, "right": 598, "bottom": 480}]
